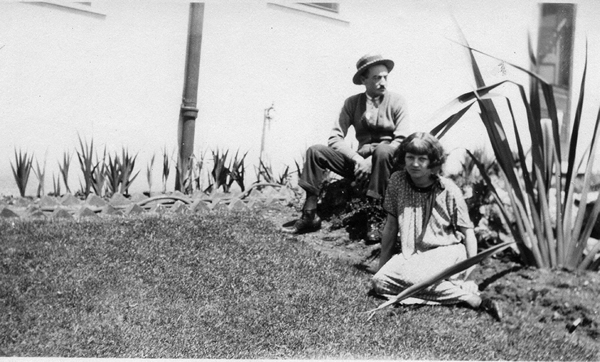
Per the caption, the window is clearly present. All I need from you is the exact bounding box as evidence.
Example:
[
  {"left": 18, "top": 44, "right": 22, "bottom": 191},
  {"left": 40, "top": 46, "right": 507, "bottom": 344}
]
[
  {"left": 24, "top": 1, "right": 106, "bottom": 17},
  {"left": 300, "top": 3, "right": 339, "bottom": 13},
  {"left": 537, "top": 3, "right": 575, "bottom": 90},
  {"left": 268, "top": 2, "right": 346, "bottom": 23},
  {"left": 536, "top": 3, "right": 576, "bottom": 159}
]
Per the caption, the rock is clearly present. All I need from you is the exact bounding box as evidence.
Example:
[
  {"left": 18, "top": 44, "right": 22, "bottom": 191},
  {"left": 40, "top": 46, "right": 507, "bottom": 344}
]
[
  {"left": 85, "top": 194, "right": 107, "bottom": 207},
  {"left": 124, "top": 204, "right": 145, "bottom": 215},
  {"left": 148, "top": 203, "right": 167, "bottom": 214},
  {"left": 190, "top": 199, "right": 211, "bottom": 213},
  {"left": 228, "top": 198, "right": 249, "bottom": 211},
  {"left": 211, "top": 201, "right": 229, "bottom": 212},
  {"left": 101, "top": 204, "right": 122, "bottom": 215},
  {"left": 75, "top": 207, "right": 98, "bottom": 220},
  {"left": 12, "top": 197, "right": 32, "bottom": 207},
  {"left": 109, "top": 193, "right": 131, "bottom": 207},
  {"left": 129, "top": 193, "right": 148, "bottom": 203},
  {"left": 60, "top": 193, "right": 82, "bottom": 206},
  {"left": 0, "top": 207, "right": 20, "bottom": 219},
  {"left": 39, "top": 196, "right": 60, "bottom": 208},
  {"left": 170, "top": 201, "right": 189, "bottom": 214},
  {"left": 51, "top": 208, "right": 73, "bottom": 220}
]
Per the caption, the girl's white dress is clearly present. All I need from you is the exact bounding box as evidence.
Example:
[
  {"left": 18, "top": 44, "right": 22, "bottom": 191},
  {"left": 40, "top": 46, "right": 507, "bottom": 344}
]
[{"left": 372, "top": 171, "right": 480, "bottom": 305}]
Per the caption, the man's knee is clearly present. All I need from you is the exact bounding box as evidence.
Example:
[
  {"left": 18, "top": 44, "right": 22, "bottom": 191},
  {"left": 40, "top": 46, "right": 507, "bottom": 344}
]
[
  {"left": 373, "top": 143, "right": 394, "bottom": 159},
  {"left": 305, "top": 144, "right": 329, "bottom": 159}
]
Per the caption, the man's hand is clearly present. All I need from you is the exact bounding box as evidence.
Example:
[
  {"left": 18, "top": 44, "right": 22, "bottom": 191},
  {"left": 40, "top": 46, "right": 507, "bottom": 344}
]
[{"left": 352, "top": 155, "right": 372, "bottom": 183}]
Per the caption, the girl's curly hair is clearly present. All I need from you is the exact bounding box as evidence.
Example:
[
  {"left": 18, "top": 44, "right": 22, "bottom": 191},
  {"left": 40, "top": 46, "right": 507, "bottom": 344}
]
[{"left": 393, "top": 132, "right": 446, "bottom": 172}]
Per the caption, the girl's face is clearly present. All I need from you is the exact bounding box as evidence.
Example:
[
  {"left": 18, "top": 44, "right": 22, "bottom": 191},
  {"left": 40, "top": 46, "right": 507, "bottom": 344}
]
[{"left": 405, "top": 152, "right": 432, "bottom": 180}]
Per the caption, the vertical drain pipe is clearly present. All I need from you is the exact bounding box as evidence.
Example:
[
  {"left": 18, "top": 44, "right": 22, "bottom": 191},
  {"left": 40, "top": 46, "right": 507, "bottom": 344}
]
[{"left": 176, "top": 3, "right": 204, "bottom": 192}]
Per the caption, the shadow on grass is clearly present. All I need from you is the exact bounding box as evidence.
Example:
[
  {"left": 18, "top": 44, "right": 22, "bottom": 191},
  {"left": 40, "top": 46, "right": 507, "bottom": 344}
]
[{"left": 478, "top": 264, "right": 524, "bottom": 292}]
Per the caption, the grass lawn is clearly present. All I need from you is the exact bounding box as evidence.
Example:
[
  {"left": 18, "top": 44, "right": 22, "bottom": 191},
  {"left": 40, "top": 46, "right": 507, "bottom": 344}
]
[{"left": 1, "top": 212, "right": 598, "bottom": 359}]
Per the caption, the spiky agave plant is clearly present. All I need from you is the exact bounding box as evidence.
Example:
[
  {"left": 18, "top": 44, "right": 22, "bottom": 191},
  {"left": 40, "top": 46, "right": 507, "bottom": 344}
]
[
  {"left": 162, "top": 147, "right": 170, "bottom": 194},
  {"left": 430, "top": 39, "right": 600, "bottom": 270},
  {"left": 146, "top": 153, "right": 155, "bottom": 194},
  {"left": 119, "top": 148, "right": 139, "bottom": 195},
  {"left": 33, "top": 156, "right": 47, "bottom": 198},
  {"left": 58, "top": 151, "right": 72, "bottom": 194},
  {"left": 76, "top": 135, "right": 94, "bottom": 197},
  {"left": 10, "top": 149, "right": 33, "bottom": 197},
  {"left": 91, "top": 148, "right": 107, "bottom": 197}
]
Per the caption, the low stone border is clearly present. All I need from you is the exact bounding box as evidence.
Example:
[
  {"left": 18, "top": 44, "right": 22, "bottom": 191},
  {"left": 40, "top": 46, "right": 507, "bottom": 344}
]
[{"left": 0, "top": 183, "right": 299, "bottom": 222}]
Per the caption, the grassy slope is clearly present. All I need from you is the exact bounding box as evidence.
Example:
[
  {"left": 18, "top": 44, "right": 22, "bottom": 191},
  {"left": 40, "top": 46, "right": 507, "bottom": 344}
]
[{"left": 0, "top": 213, "right": 598, "bottom": 359}]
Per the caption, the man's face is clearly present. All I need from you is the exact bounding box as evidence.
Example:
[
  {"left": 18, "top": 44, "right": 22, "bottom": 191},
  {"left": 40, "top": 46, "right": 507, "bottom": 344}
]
[{"left": 361, "top": 64, "right": 389, "bottom": 98}]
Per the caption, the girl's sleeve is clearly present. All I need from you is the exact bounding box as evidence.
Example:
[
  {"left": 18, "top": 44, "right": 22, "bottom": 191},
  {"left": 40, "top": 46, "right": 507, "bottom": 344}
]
[
  {"left": 383, "top": 171, "right": 400, "bottom": 217},
  {"left": 448, "top": 182, "right": 474, "bottom": 229}
]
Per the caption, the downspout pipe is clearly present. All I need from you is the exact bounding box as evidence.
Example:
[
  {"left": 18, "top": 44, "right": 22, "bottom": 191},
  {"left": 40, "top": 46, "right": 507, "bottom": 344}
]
[{"left": 176, "top": 3, "right": 204, "bottom": 192}]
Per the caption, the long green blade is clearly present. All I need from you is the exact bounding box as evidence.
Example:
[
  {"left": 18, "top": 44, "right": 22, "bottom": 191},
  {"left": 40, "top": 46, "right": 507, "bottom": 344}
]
[{"left": 564, "top": 41, "right": 588, "bottom": 204}]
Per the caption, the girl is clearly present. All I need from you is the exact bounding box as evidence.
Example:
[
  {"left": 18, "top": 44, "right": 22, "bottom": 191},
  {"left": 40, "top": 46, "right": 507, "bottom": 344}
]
[{"left": 371, "top": 132, "right": 502, "bottom": 320}]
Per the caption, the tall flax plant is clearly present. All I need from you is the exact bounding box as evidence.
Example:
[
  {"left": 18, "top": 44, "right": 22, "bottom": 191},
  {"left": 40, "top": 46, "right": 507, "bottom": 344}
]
[
  {"left": 430, "top": 40, "right": 600, "bottom": 270},
  {"left": 10, "top": 149, "right": 33, "bottom": 197}
]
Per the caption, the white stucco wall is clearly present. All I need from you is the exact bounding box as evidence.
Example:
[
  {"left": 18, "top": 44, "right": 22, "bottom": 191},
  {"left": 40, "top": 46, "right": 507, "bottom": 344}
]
[{"left": 1, "top": 0, "right": 598, "bottom": 197}]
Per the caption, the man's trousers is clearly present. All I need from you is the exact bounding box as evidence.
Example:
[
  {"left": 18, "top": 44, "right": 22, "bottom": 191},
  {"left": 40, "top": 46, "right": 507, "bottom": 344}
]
[{"left": 297, "top": 143, "right": 395, "bottom": 200}]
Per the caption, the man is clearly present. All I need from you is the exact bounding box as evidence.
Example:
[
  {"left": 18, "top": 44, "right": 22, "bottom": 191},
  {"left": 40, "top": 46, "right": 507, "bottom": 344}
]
[{"left": 283, "top": 53, "right": 411, "bottom": 242}]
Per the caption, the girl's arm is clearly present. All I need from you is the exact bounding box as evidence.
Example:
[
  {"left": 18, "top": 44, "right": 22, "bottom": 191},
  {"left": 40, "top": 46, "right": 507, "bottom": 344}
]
[
  {"left": 459, "top": 226, "right": 477, "bottom": 279},
  {"left": 379, "top": 213, "right": 399, "bottom": 271}
]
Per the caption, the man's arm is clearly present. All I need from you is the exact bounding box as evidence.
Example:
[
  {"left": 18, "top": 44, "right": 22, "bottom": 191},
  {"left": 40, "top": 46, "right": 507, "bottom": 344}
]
[
  {"left": 389, "top": 94, "right": 411, "bottom": 149},
  {"left": 328, "top": 96, "right": 359, "bottom": 160}
]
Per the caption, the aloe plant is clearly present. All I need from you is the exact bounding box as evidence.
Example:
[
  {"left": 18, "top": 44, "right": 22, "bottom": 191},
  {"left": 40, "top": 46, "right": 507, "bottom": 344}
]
[
  {"left": 104, "top": 149, "right": 139, "bottom": 196},
  {"left": 33, "top": 156, "right": 47, "bottom": 198},
  {"left": 58, "top": 151, "right": 72, "bottom": 194},
  {"left": 228, "top": 149, "right": 248, "bottom": 192},
  {"left": 210, "top": 148, "right": 230, "bottom": 192},
  {"left": 76, "top": 135, "right": 94, "bottom": 197},
  {"left": 105, "top": 152, "right": 121, "bottom": 196},
  {"left": 10, "top": 149, "right": 33, "bottom": 197},
  {"left": 176, "top": 153, "right": 195, "bottom": 194},
  {"left": 147, "top": 153, "right": 156, "bottom": 194},
  {"left": 430, "top": 40, "right": 600, "bottom": 270},
  {"left": 52, "top": 173, "right": 61, "bottom": 197},
  {"left": 193, "top": 149, "right": 207, "bottom": 192},
  {"left": 256, "top": 157, "right": 290, "bottom": 186},
  {"left": 119, "top": 149, "right": 139, "bottom": 195},
  {"left": 162, "top": 147, "right": 170, "bottom": 194},
  {"left": 91, "top": 149, "right": 107, "bottom": 197}
]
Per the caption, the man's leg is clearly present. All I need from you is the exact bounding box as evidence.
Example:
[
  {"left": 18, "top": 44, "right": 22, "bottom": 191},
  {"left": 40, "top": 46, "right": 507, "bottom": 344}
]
[
  {"left": 366, "top": 142, "right": 395, "bottom": 200},
  {"left": 285, "top": 144, "right": 354, "bottom": 234},
  {"left": 365, "top": 143, "right": 395, "bottom": 243}
]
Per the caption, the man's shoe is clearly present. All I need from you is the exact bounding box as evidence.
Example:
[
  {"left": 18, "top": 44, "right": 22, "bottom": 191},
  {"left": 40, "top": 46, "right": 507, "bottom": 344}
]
[
  {"left": 365, "top": 223, "right": 382, "bottom": 244},
  {"left": 282, "top": 214, "right": 322, "bottom": 234},
  {"left": 480, "top": 298, "right": 503, "bottom": 322}
]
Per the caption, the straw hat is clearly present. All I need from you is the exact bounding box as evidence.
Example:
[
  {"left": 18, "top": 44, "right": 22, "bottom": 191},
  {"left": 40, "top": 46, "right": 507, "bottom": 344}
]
[{"left": 352, "top": 53, "right": 394, "bottom": 85}]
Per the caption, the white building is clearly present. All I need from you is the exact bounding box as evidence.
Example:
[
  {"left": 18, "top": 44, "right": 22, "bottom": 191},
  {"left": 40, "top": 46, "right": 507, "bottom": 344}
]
[{"left": 1, "top": 0, "right": 599, "bottom": 196}]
